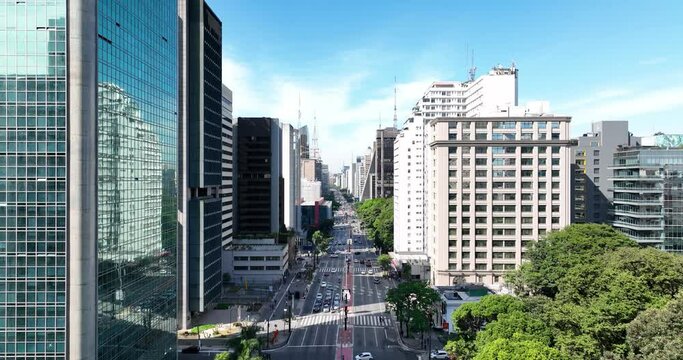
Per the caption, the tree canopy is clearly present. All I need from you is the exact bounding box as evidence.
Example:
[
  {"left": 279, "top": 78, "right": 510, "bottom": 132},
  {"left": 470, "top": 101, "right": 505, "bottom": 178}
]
[
  {"left": 445, "top": 224, "right": 683, "bottom": 360},
  {"left": 355, "top": 197, "right": 393, "bottom": 253},
  {"left": 386, "top": 280, "right": 440, "bottom": 337},
  {"left": 377, "top": 254, "right": 392, "bottom": 271}
]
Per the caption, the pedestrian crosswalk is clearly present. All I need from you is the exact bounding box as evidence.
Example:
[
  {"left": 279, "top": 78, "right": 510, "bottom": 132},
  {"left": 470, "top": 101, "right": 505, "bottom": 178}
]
[
  {"left": 352, "top": 314, "right": 392, "bottom": 327},
  {"left": 296, "top": 313, "right": 342, "bottom": 328},
  {"left": 318, "top": 267, "right": 381, "bottom": 274}
]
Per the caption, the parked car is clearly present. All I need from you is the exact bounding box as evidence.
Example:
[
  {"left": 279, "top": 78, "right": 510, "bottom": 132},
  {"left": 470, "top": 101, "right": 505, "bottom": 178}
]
[
  {"left": 373, "top": 277, "right": 380, "bottom": 284},
  {"left": 355, "top": 353, "right": 374, "bottom": 360},
  {"left": 367, "top": 269, "right": 374, "bottom": 275},
  {"left": 323, "top": 304, "right": 330, "bottom": 312},
  {"left": 316, "top": 293, "right": 323, "bottom": 300},
  {"left": 430, "top": 350, "right": 449, "bottom": 359},
  {"left": 321, "top": 281, "right": 327, "bottom": 288}
]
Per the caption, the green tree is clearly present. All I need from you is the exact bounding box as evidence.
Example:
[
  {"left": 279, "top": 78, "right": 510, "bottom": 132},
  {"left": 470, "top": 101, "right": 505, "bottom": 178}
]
[
  {"left": 312, "top": 230, "right": 329, "bottom": 253},
  {"left": 506, "top": 224, "right": 636, "bottom": 298},
  {"left": 474, "top": 338, "right": 568, "bottom": 360},
  {"left": 237, "top": 338, "right": 261, "bottom": 360},
  {"left": 475, "top": 311, "right": 552, "bottom": 349},
  {"left": 386, "top": 280, "right": 440, "bottom": 338},
  {"left": 214, "top": 352, "right": 231, "bottom": 360},
  {"left": 401, "top": 262, "right": 412, "bottom": 280},
  {"left": 377, "top": 254, "right": 392, "bottom": 271},
  {"left": 451, "top": 295, "right": 526, "bottom": 336},
  {"left": 626, "top": 293, "right": 683, "bottom": 360}
]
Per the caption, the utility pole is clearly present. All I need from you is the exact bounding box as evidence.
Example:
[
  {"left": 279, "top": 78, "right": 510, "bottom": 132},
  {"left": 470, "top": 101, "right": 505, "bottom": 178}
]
[{"left": 266, "top": 319, "right": 270, "bottom": 349}]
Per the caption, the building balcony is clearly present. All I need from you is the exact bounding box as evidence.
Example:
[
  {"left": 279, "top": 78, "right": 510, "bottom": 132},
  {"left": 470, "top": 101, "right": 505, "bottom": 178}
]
[
  {"left": 612, "top": 220, "right": 664, "bottom": 231},
  {"left": 613, "top": 198, "right": 661, "bottom": 206},
  {"left": 612, "top": 209, "right": 662, "bottom": 218},
  {"left": 612, "top": 186, "right": 662, "bottom": 193}
]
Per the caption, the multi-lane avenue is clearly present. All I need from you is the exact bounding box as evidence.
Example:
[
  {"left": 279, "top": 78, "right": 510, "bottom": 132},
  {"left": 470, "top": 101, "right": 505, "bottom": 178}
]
[{"left": 266, "top": 190, "right": 416, "bottom": 360}]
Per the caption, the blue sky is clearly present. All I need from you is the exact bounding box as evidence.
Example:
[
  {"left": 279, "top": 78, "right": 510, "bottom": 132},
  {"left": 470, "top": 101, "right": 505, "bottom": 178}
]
[{"left": 208, "top": 0, "right": 683, "bottom": 170}]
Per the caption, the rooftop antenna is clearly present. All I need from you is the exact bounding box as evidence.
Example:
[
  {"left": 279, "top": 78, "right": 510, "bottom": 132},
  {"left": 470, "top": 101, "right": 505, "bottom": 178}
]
[
  {"left": 312, "top": 111, "right": 320, "bottom": 160},
  {"left": 379, "top": 112, "right": 382, "bottom": 129},
  {"left": 468, "top": 49, "right": 477, "bottom": 82},
  {"left": 393, "top": 76, "right": 398, "bottom": 129},
  {"left": 297, "top": 92, "right": 301, "bottom": 129}
]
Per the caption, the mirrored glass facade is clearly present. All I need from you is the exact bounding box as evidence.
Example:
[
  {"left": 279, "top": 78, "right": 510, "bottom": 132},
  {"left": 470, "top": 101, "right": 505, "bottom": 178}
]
[
  {"left": 96, "top": 0, "right": 178, "bottom": 359},
  {"left": 0, "top": 1, "right": 68, "bottom": 358}
]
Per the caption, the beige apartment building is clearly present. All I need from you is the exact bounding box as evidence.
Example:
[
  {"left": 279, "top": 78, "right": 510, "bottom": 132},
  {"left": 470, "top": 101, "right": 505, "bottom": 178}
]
[{"left": 427, "top": 115, "right": 572, "bottom": 286}]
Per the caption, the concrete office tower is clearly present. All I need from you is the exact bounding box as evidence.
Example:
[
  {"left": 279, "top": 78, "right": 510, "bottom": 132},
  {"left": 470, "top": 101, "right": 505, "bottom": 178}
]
[
  {"left": 301, "top": 158, "right": 320, "bottom": 181},
  {"left": 360, "top": 127, "right": 399, "bottom": 200},
  {"left": 571, "top": 121, "right": 639, "bottom": 223},
  {"left": 0, "top": 1, "right": 179, "bottom": 358},
  {"left": 221, "top": 86, "right": 234, "bottom": 248},
  {"left": 321, "top": 163, "right": 330, "bottom": 195},
  {"left": 233, "top": 117, "right": 284, "bottom": 234},
  {"left": 299, "top": 125, "right": 310, "bottom": 159},
  {"left": 427, "top": 114, "right": 572, "bottom": 286},
  {"left": 178, "top": 0, "right": 225, "bottom": 328},
  {"left": 611, "top": 134, "right": 683, "bottom": 254},
  {"left": 282, "top": 123, "right": 302, "bottom": 233},
  {"left": 393, "top": 64, "right": 520, "bottom": 280}
]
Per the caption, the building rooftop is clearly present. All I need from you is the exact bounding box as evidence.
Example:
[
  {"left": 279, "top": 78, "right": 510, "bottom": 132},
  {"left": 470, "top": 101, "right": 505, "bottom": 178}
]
[{"left": 435, "top": 284, "right": 492, "bottom": 301}]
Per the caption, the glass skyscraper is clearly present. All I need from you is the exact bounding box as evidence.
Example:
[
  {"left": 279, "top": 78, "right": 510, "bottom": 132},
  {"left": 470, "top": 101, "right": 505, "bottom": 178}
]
[{"left": 0, "top": 0, "right": 178, "bottom": 359}]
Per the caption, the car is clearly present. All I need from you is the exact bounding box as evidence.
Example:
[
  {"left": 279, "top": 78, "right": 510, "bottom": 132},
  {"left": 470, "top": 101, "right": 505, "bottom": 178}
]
[
  {"left": 331, "top": 268, "right": 337, "bottom": 273},
  {"left": 316, "top": 293, "right": 323, "bottom": 300},
  {"left": 430, "top": 350, "right": 449, "bottom": 359},
  {"left": 332, "top": 301, "right": 340, "bottom": 311},
  {"left": 354, "top": 259, "right": 359, "bottom": 263},
  {"left": 338, "top": 277, "right": 342, "bottom": 283},
  {"left": 368, "top": 269, "right": 374, "bottom": 275},
  {"left": 361, "top": 270, "right": 366, "bottom": 275},
  {"left": 324, "top": 272, "right": 329, "bottom": 277},
  {"left": 354, "top": 251, "right": 360, "bottom": 255},
  {"left": 373, "top": 277, "right": 380, "bottom": 284},
  {"left": 322, "top": 304, "right": 330, "bottom": 312},
  {"left": 330, "top": 254, "right": 338, "bottom": 258},
  {"left": 321, "top": 281, "right": 327, "bottom": 288},
  {"left": 355, "top": 352, "right": 374, "bottom": 360},
  {"left": 181, "top": 345, "right": 200, "bottom": 354},
  {"left": 312, "top": 303, "right": 322, "bottom": 313},
  {"left": 334, "top": 294, "right": 340, "bottom": 300},
  {"left": 359, "top": 259, "right": 364, "bottom": 265}
]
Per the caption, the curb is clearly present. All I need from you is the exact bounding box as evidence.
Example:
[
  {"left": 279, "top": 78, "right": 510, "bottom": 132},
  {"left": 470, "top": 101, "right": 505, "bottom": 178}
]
[
  {"left": 261, "top": 331, "right": 291, "bottom": 352},
  {"left": 392, "top": 316, "right": 423, "bottom": 353}
]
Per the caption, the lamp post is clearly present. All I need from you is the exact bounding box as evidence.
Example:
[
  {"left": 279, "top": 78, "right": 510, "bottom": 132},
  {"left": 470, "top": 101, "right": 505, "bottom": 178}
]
[{"left": 266, "top": 319, "right": 270, "bottom": 349}]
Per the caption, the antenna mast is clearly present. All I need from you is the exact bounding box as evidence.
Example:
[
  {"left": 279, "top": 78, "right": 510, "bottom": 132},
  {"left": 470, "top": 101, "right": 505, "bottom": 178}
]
[
  {"left": 393, "top": 76, "right": 398, "bottom": 129},
  {"left": 297, "top": 93, "right": 301, "bottom": 129},
  {"left": 468, "top": 49, "right": 477, "bottom": 82},
  {"left": 312, "top": 112, "right": 320, "bottom": 160}
]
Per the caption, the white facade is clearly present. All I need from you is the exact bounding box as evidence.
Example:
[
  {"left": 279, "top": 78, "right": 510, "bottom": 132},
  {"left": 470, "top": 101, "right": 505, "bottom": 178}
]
[
  {"left": 427, "top": 115, "right": 572, "bottom": 286},
  {"left": 281, "top": 123, "right": 301, "bottom": 233},
  {"left": 222, "top": 238, "right": 289, "bottom": 285},
  {"left": 393, "top": 65, "right": 518, "bottom": 260},
  {"left": 394, "top": 116, "right": 427, "bottom": 253},
  {"left": 301, "top": 179, "right": 322, "bottom": 202}
]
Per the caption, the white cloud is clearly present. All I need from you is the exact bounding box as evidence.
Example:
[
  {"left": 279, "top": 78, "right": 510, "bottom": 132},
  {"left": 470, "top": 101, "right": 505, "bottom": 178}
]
[
  {"left": 221, "top": 54, "right": 438, "bottom": 170},
  {"left": 560, "top": 86, "right": 683, "bottom": 130}
]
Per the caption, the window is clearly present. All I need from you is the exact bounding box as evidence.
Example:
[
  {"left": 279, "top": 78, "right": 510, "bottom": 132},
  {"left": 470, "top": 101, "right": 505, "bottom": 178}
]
[
  {"left": 475, "top": 147, "right": 487, "bottom": 154},
  {"left": 521, "top": 121, "right": 533, "bottom": 129},
  {"left": 593, "top": 150, "right": 600, "bottom": 156},
  {"left": 462, "top": 228, "right": 470, "bottom": 235},
  {"left": 462, "top": 264, "right": 470, "bottom": 270},
  {"left": 551, "top": 146, "right": 560, "bottom": 154},
  {"left": 520, "top": 193, "right": 531, "bottom": 201},
  {"left": 552, "top": 158, "right": 560, "bottom": 165},
  {"left": 522, "top": 205, "right": 533, "bottom": 212},
  {"left": 475, "top": 217, "right": 487, "bottom": 224},
  {"left": 461, "top": 252, "right": 470, "bottom": 259},
  {"left": 475, "top": 133, "right": 487, "bottom": 140},
  {"left": 593, "top": 159, "right": 600, "bottom": 165},
  {"left": 475, "top": 193, "right": 487, "bottom": 201},
  {"left": 475, "top": 229, "right": 487, "bottom": 235},
  {"left": 475, "top": 205, "right": 487, "bottom": 212},
  {"left": 593, "top": 168, "right": 600, "bottom": 174},
  {"left": 475, "top": 264, "right": 487, "bottom": 270},
  {"left": 594, "top": 177, "right": 600, "bottom": 183},
  {"left": 521, "top": 147, "right": 533, "bottom": 154},
  {"left": 476, "top": 170, "right": 488, "bottom": 177},
  {"left": 475, "top": 252, "right": 487, "bottom": 259},
  {"left": 521, "top": 158, "right": 533, "bottom": 166},
  {"left": 462, "top": 240, "right": 470, "bottom": 247},
  {"left": 552, "top": 170, "right": 560, "bottom": 177},
  {"left": 538, "top": 122, "right": 547, "bottom": 129},
  {"left": 475, "top": 158, "right": 487, "bottom": 165}
]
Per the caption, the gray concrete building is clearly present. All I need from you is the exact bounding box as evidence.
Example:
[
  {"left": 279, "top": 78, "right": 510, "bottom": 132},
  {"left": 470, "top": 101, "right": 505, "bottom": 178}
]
[
  {"left": 571, "top": 121, "right": 639, "bottom": 223},
  {"left": 360, "top": 127, "right": 399, "bottom": 200}
]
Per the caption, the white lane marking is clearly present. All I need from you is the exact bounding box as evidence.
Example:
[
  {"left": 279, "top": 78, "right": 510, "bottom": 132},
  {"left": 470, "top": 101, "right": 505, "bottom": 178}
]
[{"left": 374, "top": 326, "right": 379, "bottom": 348}]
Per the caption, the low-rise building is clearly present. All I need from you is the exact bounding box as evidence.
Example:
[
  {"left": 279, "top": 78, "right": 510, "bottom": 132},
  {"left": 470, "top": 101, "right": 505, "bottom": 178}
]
[
  {"left": 301, "top": 199, "right": 333, "bottom": 229},
  {"left": 222, "top": 238, "right": 290, "bottom": 286},
  {"left": 435, "top": 284, "right": 493, "bottom": 333}
]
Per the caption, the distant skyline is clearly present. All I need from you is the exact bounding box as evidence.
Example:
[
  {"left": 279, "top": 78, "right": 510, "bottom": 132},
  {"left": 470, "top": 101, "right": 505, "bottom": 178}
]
[{"left": 208, "top": 0, "right": 683, "bottom": 170}]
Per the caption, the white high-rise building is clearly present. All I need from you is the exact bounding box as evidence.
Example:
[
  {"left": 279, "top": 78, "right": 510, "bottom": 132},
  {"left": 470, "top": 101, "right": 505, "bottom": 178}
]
[
  {"left": 394, "top": 65, "right": 518, "bottom": 265},
  {"left": 282, "top": 123, "right": 301, "bottom": 233}
]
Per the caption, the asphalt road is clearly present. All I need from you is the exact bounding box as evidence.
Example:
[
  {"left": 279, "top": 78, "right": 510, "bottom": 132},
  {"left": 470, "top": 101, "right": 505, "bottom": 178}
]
[{"left": 267, "top": 190, "right": 417, "bottom": 360}]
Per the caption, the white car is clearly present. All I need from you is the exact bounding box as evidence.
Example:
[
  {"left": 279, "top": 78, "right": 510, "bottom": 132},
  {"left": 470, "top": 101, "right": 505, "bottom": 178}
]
[
  {"left": 316, "top": 293, "right": 323, "bottom": 300},
  {"left": 367, "top": 269, "right": 374, "bottom": 275},
  {"left": 322, "top": 304, "right": 330, "bottom": 312},
  {"left": 331, "top": 268, "right": 337, "bottom": 273},
  {"left": 430, "top": 350, "right": 449, "bottom": 359},
  {"left": 330, "top": 254, "right": 338, "bottom": 258},
  {"left": 355, "top": 353, "right": 374, "bottom": 360},
  {"left": 321, "top": 281, "right": 327, "bottom": 288},
  {"left": 360, "top": 270, "right": 366, "bottom": 275}
]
